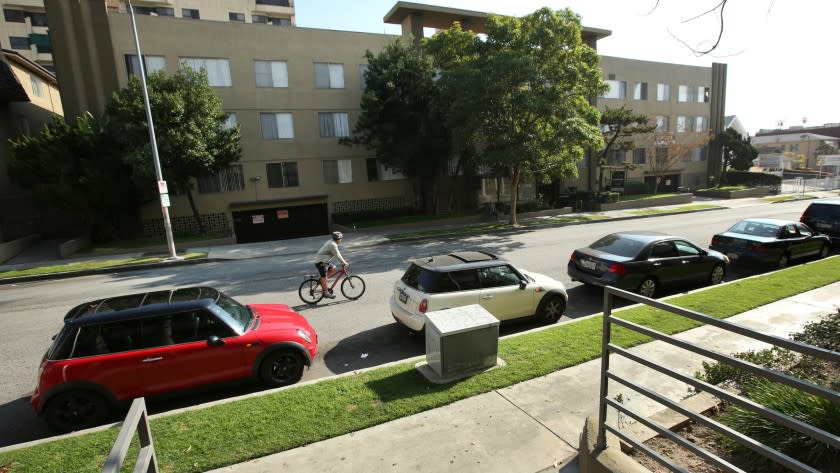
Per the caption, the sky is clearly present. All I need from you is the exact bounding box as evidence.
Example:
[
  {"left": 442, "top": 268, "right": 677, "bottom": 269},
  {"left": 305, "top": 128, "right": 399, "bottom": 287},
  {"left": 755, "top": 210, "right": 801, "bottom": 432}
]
[{"left": 294, "top": 0, "right": 840, "bottom": 136}]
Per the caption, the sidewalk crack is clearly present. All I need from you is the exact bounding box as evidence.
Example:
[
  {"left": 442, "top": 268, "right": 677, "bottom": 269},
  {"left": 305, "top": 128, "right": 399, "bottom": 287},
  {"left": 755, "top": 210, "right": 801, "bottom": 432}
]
[{"left": 492, "top": 389, "right": 577, "bottom": 451}]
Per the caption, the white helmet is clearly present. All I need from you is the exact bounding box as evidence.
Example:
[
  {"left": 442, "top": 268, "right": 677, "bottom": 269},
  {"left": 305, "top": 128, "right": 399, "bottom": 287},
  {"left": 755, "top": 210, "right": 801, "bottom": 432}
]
[{"left": 332, "top": 231, "right": 344, "bottom": 241}]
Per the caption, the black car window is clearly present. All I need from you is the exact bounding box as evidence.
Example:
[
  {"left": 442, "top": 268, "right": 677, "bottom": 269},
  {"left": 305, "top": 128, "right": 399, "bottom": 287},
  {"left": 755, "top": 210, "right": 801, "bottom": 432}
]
[
  {"left": 781, "top": 224, "right": 799, "bottom": 238},
  {"left": 478, "top": 265, "right": 521, "bottom": 288},
  {"left": 589, "top": 234, "right": 645, "bottom": 258},
  {"left": 674, "top": 240, "right": 700, "bottom": 256},
  {"left": 140, "top": 315, "right": 177, "bottom": 348},
  {"left": 804, "top": 203, "right": 840, "bottom": 219},
  {"left": 730, "top": 221, "right": 780, "bottom": 237},
  {"left": 73, "top": 320, "right": 141, "bottom": 358},
  {"left": 649, "top": 241, "right": 678, "bottom": 258},
  {"left": 199, "top": 309, "right": 237, "bottom": 339},
  {"left": 447, "top": 269, "right": 481, "bottom": 292},
  {"left": 796, "top": 224, "right": 813, "bottom": 237}
]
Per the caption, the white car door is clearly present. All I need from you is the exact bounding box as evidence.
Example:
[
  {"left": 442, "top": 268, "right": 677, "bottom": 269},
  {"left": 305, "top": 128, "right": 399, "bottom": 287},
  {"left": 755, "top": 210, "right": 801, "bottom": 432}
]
[{"left": 477, "top": 265, "right": 533, "bottom": 320}]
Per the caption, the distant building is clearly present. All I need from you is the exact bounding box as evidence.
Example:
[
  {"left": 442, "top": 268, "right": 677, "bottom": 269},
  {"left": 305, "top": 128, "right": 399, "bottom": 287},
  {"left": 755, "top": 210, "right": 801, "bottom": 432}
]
[
  {"left": 752, "top": 133, "right": 839, "bottom": 170},
  {"left": 756, "top": 122, "right": 840, "bottom": 140},
  {"left": 724, "top": 115, "right": 748, "bottom": 138},
  {"left": 43, "top": 0, "right": 727, "bottom": 243},
  {"left": 0, "top": 1, "right": 52, "bottom": 70}
]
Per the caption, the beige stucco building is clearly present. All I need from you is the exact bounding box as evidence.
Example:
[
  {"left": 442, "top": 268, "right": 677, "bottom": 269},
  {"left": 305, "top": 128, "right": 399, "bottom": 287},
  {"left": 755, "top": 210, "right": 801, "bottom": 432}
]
[
  {"left": 0, "top": 0, "right": 52, "bottom": 70},
  {"left": 42, "top": 0, "right": 726, "bottom": 243}
]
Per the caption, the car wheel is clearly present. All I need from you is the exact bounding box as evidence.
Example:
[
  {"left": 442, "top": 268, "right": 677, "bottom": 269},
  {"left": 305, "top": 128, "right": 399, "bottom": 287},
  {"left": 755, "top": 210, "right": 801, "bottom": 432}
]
[
  {"left": 538, "top": 295, "right": 566, "bottom": 324},
  {"left": 44, "top": 390, "right": 109, "bottom": 433},
  {"left": 259, "top": 350, "right": 305, "bottom": 387},
  {"left": 638, "top": 278, "right": 657, "bottom": 298},
  {"left": 777, "top": 253, "right": 790, "bottom": 269},
  {"left": 819, "top": 244, "right": 829, "bottom": 259},
  {"left": 709, "top": 265, "right": 725, "bottom": 285}
]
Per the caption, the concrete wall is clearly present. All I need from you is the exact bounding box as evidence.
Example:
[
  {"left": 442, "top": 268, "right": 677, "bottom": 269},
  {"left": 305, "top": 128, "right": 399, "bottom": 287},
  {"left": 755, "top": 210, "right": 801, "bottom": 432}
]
[
  {"left": 579, "top": 416, "right": 650, "bottom": 473},
  {"left": 694, "top": 186, "right": 770, "bottom": 199},
  {"left": 597, "top": 193, "right": 692, "bottom": 211}
]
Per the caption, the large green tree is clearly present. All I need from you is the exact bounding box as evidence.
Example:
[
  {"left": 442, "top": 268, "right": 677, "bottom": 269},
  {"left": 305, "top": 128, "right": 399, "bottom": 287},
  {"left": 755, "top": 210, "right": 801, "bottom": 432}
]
[
  {"left": 719, "top": 127, "right": 758, "bottom": 177},
  {"left": 596, "top": 105, "right": 656, "bottom": 192},
  {"left": 425, "top": 8, "right": 606, "bottom": 224},
  {"left": 105, "top": 65, "right": 241, "bottom": 232},
  {"left": 345, "top": 40, "right": 451, "bottom": 213},
  {"left": 8, "top": 113, "right": 140, "bottom": 241}
]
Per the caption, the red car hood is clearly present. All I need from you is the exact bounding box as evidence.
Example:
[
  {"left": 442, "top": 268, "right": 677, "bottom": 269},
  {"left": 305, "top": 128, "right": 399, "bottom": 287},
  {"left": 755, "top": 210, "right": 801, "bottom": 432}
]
[{"left": 249, "top": 304, "right": 313, "bottom": 332}]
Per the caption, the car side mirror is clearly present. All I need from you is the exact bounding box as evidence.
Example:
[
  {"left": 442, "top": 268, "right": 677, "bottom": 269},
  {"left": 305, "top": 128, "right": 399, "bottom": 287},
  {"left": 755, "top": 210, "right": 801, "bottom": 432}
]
[
  {"left": 207, "top": 335, "right": 225, "bottom": 347},
  {"left": 519, "top": 280, "right": 527, "bottom": 290},
  {"left": 699, "top": 250, "right": 708, "bottom": 256}
]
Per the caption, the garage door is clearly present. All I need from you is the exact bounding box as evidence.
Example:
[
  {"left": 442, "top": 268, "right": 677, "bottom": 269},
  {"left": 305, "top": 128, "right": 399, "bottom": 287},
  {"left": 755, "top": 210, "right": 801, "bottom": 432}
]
[{"left": 232, "top": 203, "right": 329, "bottom": 244}]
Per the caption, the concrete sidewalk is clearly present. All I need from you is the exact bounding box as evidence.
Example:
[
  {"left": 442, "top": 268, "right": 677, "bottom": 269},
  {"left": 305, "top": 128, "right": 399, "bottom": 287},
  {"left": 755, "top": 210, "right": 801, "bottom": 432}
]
[{"left": 206, "top": 280, "right": 840, "bottom": 473}]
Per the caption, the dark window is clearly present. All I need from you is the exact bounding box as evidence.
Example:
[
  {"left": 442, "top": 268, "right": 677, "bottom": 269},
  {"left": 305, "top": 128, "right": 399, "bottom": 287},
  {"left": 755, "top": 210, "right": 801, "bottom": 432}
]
[
  {"left": 674, "top": 240, "right": 700, "bottom": 256},
  {"left": 252, "top": 14, "right": 267, "bottom": 24},
  {"left": 256, "top": 0, "right": 291, "bottom": 6},
  {"left": 9, "top": 36, "right": 29, "bottom": 50},
  {"left": 632, "top": 148, "right": 646, "bottom": 164},
  {"left": 804, "top": 203, "right": 840, "bottom": 219},
  {"left": 73, "top": 320, "right": 141, "bottom": 358},
  {"left": 3, "top": 9, "right": 25, "bottom": 23},
  {"left": 266, "top": 162, "right": 299, "bottom": 188},
  {"left": 649, "top": 241, "right": 679, "bottom": 258},
  {"left": 133, "top": 6, "right": 174, "bottom": 16},
  {"left": 447, "top": 269, "right": 481, "bottom": 291},
  {"left": 478, "top": 265, "right": 520, "bottom": 288},
  {"left": 229, "top": 12, "right": 245, "bottom": 22},
  {"left": 198, "top": 165, "right": 245, "bottom": 193},
  {"left": 401, "top": 264, "right": 443, "bottom": 293},
  {"left": 796, "top": 224, "right": 812, "bottom": 238},
  {"left": 182, "top": 8, "right": 200, "bottom": 19},
  {"left": 589, "top": 234, "right": 646, "bottom": 258},
  {"left": 29, "top": 12, "right": 48, "bottom": 26},
  {"left": 366, "top": 158, "right": 379, "bottom": 181}
]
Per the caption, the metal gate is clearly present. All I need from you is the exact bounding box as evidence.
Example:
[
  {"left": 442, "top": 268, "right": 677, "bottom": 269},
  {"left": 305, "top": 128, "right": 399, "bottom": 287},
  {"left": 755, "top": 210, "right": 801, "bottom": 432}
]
[{"left": 232, "top": 203, "right": 329, "bottom": 244}]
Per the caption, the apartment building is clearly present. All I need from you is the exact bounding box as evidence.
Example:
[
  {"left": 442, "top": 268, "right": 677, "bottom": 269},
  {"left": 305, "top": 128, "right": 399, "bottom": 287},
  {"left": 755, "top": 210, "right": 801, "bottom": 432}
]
[
  {"left": 43, "top": 1, "right": 726, "bottom": 243},
  {"left": 0, "top": 1, "right": 52, "bottom": 70},
  {"left": 753, "top": 132, "right": 839, "bottom": 170}
]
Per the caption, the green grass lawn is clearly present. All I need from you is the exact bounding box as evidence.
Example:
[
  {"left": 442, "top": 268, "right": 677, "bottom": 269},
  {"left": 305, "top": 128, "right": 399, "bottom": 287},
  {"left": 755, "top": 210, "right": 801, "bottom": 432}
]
[
  {"left": 0, "top": 253, "right": 208, "bottom": 280},
  {"left": 619, "top": 193, "right": 678, "bottom": 201},
  {"left": 629, "top": 204, "right": 722, "bottom": 216},
  {"left": 2, "top": 257, "right": 838, "bottom": 473},
  {"left": 696, "top": 185, "right": 747, "bottom": 192},
  {"left": 764, "top": 194, "right": 817, "bottom": 203},
  {"left": 84, "top": 233, "right": 229, "bottom": 254}
]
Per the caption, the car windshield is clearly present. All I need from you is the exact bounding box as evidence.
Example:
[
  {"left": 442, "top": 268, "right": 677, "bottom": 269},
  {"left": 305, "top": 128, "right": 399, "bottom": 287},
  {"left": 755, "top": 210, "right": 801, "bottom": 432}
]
[
  {"left": 589, "top": 234, "right": 646, "bottom": 258},
  {"left": 728, "top": 221, "right": 780, "bottom": 238},
  {"left": 401, "top": 263, "right": 442, "bottom": 293},
  {"left": 805, "top": 203, "right": 840, "bottom": 219},
  {"left": 209, "top": 293, "right": 253, "bottom": 334}
]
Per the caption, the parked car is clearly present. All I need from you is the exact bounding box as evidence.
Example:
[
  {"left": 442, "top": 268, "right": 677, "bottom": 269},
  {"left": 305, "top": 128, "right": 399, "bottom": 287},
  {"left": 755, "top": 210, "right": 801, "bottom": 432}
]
[
  {"left": 390, "top": 251, "right": 568, "bottom": 332},
  {"left": 32, "top": 286, "right": 318, "bottom": 433},
  {"left": 800, "top": 198, "right": 840, "bottom": 246},
  {"left": 567, "top": 231, "right": 728, "bottom": 298},
  {"left": 710, "top": 218, "right": 830, "bottom": 268}
]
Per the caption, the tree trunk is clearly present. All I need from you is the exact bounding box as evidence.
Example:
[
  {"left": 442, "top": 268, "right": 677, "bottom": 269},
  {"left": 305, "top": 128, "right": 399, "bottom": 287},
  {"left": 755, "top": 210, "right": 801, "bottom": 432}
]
[
  {"left": 653, "top": 176, "right": 661, "bottom": 195},
  {"left": 508, "top": 166, "right": 520, "bottom": 225},
  {"left": 186, "top": 188, "right": 207, "bottom": 234}
]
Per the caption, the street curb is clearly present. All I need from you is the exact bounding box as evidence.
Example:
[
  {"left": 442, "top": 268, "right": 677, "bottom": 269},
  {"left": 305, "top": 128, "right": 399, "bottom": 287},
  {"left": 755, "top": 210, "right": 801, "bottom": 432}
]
[{"left": 0, "top": 257, "right": 226, "bottom": 286}]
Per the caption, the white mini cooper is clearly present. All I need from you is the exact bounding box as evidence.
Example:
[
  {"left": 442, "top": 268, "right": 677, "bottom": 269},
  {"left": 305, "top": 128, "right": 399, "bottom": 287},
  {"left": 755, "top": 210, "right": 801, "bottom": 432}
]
[{"left": 390, "top": 251, "right": 568, "bottom": 331}]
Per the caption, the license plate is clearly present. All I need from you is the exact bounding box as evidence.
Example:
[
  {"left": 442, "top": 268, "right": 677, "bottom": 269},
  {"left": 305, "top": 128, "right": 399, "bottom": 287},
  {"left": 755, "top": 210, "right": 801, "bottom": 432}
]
[
  {"left": 580, "top": 259, "right": 597, "bottom": 270},
  {"left": 398, "top": 290, "right": 408, "bottom": 303}
]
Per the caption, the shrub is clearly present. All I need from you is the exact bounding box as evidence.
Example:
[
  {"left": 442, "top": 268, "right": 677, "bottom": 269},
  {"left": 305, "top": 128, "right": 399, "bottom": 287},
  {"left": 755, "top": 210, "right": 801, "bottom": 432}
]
[
  {"left": 624, "top": 181, "right": 650, "bottom": 194},
  {"left": 724, "top": 171, "right": 782, "bottom": 188},
  {"left": 791, "top": 309, "right": 840, "bottom": 351},
  {"left": 331, "top": 206, "right": 416, "bottom": 224}
]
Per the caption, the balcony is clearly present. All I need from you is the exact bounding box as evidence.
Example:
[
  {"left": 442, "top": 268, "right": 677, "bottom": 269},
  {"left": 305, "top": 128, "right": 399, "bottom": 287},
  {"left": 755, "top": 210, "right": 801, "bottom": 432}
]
[{"left": 252, "top": 0, "right": 294, "bottom": 16}]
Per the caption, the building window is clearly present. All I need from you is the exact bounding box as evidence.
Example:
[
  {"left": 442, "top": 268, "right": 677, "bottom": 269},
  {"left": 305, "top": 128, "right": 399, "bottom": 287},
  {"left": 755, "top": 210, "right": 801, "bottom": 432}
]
[
  {"left": 314, "top": 62, "right": 344, "bottom": 89},
  {"left": 182, "top": 8, "right": 200, "bottom": 19},
  {"left": 697, "top": 86, "right": 710, "bottom": 103},
  {"left": 693, "top": 146, "right": 707, "bottom": 161},
  {"left": 632, "top": 148, "right": 646, "bottom": 164},
  {"left": 3, "top": 9, "right": 25, "bottom": 22},
  {"left": 9, "top": 36, "right": 29, "bottom": 50},
  {"left": 789, "top": 143, "right": 799, "bottom": 152},
  {"left": 30, "top": 12, "right": 48, "bottom": 26},
  {"left": 695, "top": 116, "right": 707, "bottom": 132},
  {"left": 633, "top": 82, "right": 647, "bottom": 100},
  {"left": 655, "top": 146, "right": 668, "bottom": 162},
  {"left": 323, "top": 160, "right": 353, "bottom": 184},
  {"left": 656, "top": 83, "right": 670, "bottom": 102},
  {"left": 133, "top": 6, "right": 174, "bottom": 16},
  {"left": 29, "top": 74, "right": 43, "bottom": 97},
  {"left": 607, "top": 150, "right": 624, "bottom": 165},
  {"left": 229, "top": 12, "right": 245, "bottom": 22},
  {"left": 260, "top": 113, "right": 294, "bottom": 139},
  {"left": 197, "top": 165, "right": 244, "bottom": 193},
  {"left": 256, "top": 0, "right": 291, "bottom": 5},
  {"left": 179, "top": 58, "right": 232, "bottom": 86},
  {"left": 678, "top": 84, "right": 695, "bottom": 103},
  {"left": 318, "top": 112, "right": 349, "bottom": 137},
  {"left": 31, "top": 33, "right": 50, "bottom": 53},
  {"left": 603, "top": 80, "right": 627, "bottom": 99},
  {"left": 359, "top": 64, "right": 369, "bottom": 90},
  {"left": 252, "top": 15, "right": 291, "bottom": 25},
  {"left": 266, "top": 162, "right": 299, "bottom": 188},
  {"left": 677, "top": 116, "right": 694, "bottom": 133},
  {"left": 125, "top": 55, "right": 166, "bottom": 77},
  {"left": 223, "top": 113, "right": 237, "bottom": 130},
  {"left": 656, "top": 115, "right": 670, "bottom": 133},
  {"left": 255, "top": 60, "right": 288, "bottom": 88},
  {"left": 366, "top": 158, "right": 405, "bottom": 181}
]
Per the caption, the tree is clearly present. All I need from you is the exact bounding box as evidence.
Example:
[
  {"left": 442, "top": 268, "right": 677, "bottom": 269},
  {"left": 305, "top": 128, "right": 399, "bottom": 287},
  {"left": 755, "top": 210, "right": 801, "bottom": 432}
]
[
  {"left": 596, "top": 106, "right": 656, "bottom": 192},
  {"left": 718, "top": 127, "right": 758, "bottom": 176},
  {"left": 426, "top": 8, "right": 606, "bottom": 225},
  {"left": 345, "top": 40, "right": 451, "bottom": 214},
  {"left": 8, "top": 113, "right": 141, "bottom": 241},
  {"left": 105, "top": 66, "right": 241, "bottom": 233},
  {"left": 646, "top": 131, "right": 710, "bottom": 194}
]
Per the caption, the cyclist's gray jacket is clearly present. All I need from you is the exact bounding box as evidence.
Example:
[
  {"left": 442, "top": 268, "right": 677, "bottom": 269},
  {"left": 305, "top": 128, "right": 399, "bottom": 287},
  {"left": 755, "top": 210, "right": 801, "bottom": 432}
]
[{"left": 315, "top": 240, "right": 347, "bottom": 265}]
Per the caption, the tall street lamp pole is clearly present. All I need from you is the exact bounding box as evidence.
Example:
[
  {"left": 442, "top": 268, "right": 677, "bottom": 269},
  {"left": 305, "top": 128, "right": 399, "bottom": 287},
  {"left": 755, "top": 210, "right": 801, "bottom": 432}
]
[{"left": 127, "top": 0, "right": 179, "bottom": 260}]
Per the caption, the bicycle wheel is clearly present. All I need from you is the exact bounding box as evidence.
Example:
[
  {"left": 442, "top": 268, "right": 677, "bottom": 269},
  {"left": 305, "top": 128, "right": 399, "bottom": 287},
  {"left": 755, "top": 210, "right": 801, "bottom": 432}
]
[
  {"left": 298, "top": 278, "right": 324, "bottom": 304},
  {"left": 341, "top": 275, "right": 366, "bottom": 300}
]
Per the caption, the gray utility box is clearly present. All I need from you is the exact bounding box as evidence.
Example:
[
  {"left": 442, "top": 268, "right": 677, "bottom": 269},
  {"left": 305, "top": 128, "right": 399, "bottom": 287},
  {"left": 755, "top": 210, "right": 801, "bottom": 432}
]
[{"left": 425, "top": 305, "right": 500, "bottom": 380}]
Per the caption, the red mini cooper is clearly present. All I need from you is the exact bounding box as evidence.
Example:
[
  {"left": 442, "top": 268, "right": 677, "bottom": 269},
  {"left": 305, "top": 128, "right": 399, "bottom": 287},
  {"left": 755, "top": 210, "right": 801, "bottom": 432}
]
[{"left": 31, "top": 286, "right": 318, "bottom": 433}]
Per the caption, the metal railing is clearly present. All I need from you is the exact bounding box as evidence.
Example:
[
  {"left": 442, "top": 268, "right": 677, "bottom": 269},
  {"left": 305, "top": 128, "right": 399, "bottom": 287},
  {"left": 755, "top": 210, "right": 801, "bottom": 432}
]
[
  {"left": 596, "top": 286, "right": 840, "bottom": 473},
  {"left": 781, "top": 177, "right": 840, "bottom": 194},
  {"left": 102, "top": 397, "right": 158, "bottom": 473}
]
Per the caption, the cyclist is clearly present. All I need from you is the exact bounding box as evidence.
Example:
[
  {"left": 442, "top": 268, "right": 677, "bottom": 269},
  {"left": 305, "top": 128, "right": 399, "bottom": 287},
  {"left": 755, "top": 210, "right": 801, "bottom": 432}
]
[{"left": 314, "top": 231, "right": 348, "bottom": 299}]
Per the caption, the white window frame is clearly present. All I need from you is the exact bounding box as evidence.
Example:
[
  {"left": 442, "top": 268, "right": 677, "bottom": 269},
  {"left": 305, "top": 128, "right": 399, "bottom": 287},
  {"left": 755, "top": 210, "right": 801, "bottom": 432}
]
[
  {"left": 656, "top": 83, "right": 670, "bottom": 102},
  {"left": 255, "top": 60, "right": 288, "bottom": 88},
  {"left": 695, "top": 116, "right": 708, "bottom": 132},
  {"left": 260, "top": 112, "right": 294, "bottom": 139},
  {"left": 318, "top": 112, "right": 349, "bottom": 137},
  {"left": 127, "top": 55, "right": 166, "bottom": 77},
  {"left": 633, "top": 81, "right": 647, "bottom": 100},
  {"left": 603, "top": 80, "right": 626, "bottom": 99},
  {"left": 323, "top": 159, "right": 353, "bottom": 184},
  {"left": 29, "top": 74, "right": 43, "bottom": 97},
  {"left": 678, "top": 84, "right": 694, "bottom": 103},
  {"left": 179, "top": 57, "right": 232, "bottom": 87},
  {"left": 223, "top": 113, "right": 237, "bottom": 130},
  {"left": 314, "top": 62, "right": 344, "bottom": 89}
]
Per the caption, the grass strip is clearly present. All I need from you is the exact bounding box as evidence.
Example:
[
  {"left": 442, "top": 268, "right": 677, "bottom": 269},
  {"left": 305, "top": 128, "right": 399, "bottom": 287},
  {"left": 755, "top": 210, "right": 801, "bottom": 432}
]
[
  {"left": 2, "top": 256, "right": 838, "bottom": 472},
  {"left": 0, "top": 253, "right": 208, "bottom": 280},
  {"left": 628, "top": 204, "right": 722, "bottom": 216},
  {"left": 764, "top": 194, "right": 817, "bottom": 203},
  {"left": 86, "top": 233, "right": 229, "bottom": 253}
]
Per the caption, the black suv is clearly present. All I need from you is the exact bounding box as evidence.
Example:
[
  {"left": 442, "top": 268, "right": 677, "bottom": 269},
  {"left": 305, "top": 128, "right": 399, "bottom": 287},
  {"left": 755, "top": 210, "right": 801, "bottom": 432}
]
[{"left": 801, "top": 198, "right": 840, "bottom": 246}]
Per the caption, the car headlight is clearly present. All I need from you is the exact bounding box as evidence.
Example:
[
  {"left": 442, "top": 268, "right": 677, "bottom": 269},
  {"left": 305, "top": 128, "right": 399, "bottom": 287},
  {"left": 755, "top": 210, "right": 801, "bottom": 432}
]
[{"left": 297, "top": 328, "right": 312, "bottom": 343}]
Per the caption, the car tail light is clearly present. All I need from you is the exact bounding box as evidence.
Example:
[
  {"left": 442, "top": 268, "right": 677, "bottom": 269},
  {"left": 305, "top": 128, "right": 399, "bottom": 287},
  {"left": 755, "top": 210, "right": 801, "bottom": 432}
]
[
  {"left": 711, "top": 236, "right": 721, "bottom": 246},
  {"left": 800, "top": 215, "right": 805, "bottom": 223},
  {"left": 419, "top": 299, "right": 428, "bottom": 313},
  {"left": 607, "top": 262, "right": 627, "bottom": 276},
  {"left": 750, "top": 244, "right": 768, "bottom": 253},
  {"left": 569, "top": 251, "right": 578, "bottom": 263}
]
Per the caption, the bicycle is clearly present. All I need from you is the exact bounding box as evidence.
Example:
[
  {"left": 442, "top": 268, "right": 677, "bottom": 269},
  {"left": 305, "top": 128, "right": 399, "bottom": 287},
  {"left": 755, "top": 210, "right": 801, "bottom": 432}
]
[{"left": 298, "top": 264, "right": 366, "bottom": 305}]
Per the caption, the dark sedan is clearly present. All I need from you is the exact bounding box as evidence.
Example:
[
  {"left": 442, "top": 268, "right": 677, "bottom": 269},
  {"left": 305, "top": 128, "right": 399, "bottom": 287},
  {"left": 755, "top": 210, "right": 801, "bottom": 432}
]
[
  {"left": 709, "top": 218, "right": 830, "bottom": 269},
  {"left": 568, "top": 231, "right": 729, "bottom": 298}
]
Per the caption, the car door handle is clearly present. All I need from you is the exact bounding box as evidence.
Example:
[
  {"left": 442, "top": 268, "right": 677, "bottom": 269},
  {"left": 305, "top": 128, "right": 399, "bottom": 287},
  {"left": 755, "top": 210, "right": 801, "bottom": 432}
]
[
  {"left": 681, "top": 260, "right": 690, "bottom": 264},
  {"left": 480, "top": 295, "right": 493, "bottom": 300},
  {"left": 652, "top": 262, "right": 662, "bottom": 266},
  {"left": 142, "top": 357, "right": 163, "bottom": 363}
]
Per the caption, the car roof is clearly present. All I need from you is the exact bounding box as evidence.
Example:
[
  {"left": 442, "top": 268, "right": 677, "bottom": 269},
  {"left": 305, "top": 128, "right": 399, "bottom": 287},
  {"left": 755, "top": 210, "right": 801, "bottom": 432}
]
[
  {"left": 64, "top": 286, "right": 221, "bottom": 325},
  {"left": 605, "top": 231, "right": 672, "bottom": 244},
  {"left": 410, "top": 251, "right": 506, "bottom": 271},
  {"left": 737, "top": 218, "right": 796, "bottom": 226},
  {"left": 809, "top": 198, "right": 840, "bottom": 206}
]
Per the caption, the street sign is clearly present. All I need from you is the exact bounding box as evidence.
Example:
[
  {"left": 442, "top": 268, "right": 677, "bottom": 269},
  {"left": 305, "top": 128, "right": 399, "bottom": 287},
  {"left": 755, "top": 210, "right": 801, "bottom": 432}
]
[
  {"left": 157, "top": 180, "right": 168, "bottom": 194},
  {"left": 159, "top": 193, "right": 170, "bottom": 207}
]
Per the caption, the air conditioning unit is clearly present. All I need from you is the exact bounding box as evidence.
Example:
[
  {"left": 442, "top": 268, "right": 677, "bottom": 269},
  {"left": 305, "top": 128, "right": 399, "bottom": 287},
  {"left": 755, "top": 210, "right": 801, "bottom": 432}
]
[{"left": 423, "top": 305, "right": 500, "bottom": 382}]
